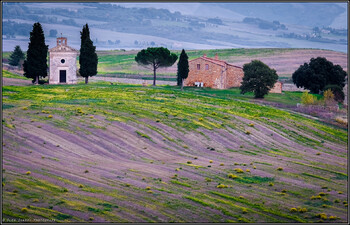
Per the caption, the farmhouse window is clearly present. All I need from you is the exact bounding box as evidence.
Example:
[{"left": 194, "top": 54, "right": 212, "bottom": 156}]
[
  {"left": 205, "top": 64, "right": 209, "bottom": 70},
  {"left": 197, "top": 64, "right": 200, "bottom": 70}
]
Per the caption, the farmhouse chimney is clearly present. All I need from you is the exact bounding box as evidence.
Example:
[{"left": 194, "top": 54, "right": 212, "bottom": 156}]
[
  {"left": 215, "top": 53, "right": 218, "bottom": 60},
  {"left": 57, "top": 37, "right": 67, "bottom": 46}
]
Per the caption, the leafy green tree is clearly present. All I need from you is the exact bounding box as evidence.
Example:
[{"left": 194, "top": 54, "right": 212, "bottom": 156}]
[
  {"left": 177, "top": 49, "right": 189, "bottom": 90},
  {"left": 292, "top": 57, "right": 347, "bottom": 94},
  {"left": 135, "top": 47, "right": 178, "bottom": 86},
  {"left": 23, "top": 22, "right": 48, "bottom": 84},
  {"left": 9, "top": 45, "right": 25, "bottom": 67},
  {"left": 240, "top": 60, "right": 278, "bottom": 98},
  {"left": 79, "top": 23, "right": 98, "bottom": 84}
]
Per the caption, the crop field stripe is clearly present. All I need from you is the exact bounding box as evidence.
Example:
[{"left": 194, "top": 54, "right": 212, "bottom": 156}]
[{"left": 209, "top": 191, "right": 307, "bottom": 222}]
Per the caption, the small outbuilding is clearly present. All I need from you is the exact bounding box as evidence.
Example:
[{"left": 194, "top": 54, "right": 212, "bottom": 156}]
[{"left": 49, "top": 37, "right": 78, "bottom": 84}]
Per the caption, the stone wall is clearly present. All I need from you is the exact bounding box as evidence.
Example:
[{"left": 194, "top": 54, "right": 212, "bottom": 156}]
[
  {"left": 49, "top": 51, "right": 77, "bottom": 84},
  {"left": 184, "top": 58, "right": 224, "bottom": 89},
  {"left": 225, "top": 65, "right": 243, "bottom": 88},
  {"left": 269, "top": 81, "right": 282, "bottom": 93}
]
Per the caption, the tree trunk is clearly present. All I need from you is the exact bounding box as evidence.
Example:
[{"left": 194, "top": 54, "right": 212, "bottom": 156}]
[
  {"left": 85, "top": 76, "right": 88, "bottom": 84},
  {"left": 35, "top": 76, "right": 39, "bottom": 85},
  {"left": 181, "top": 78, "right": 184, "bottom": 91},
  {"left": 153, "top": 65, "right": 156, "bottom": 86}
]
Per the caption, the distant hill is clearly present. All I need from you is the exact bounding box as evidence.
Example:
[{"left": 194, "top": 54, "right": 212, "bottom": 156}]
[{"left": 2, "top": 2, "right": 347, "bottom": 53}]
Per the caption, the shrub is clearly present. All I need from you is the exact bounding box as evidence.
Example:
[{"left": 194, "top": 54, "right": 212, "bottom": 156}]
[
  {"left": 198, "top": 117, "right": 203, "bottom": 121},
  {"left": 301, "top": 91, "right": 317, "bottom": 105},
  {"left": 246, "top": 169, "right": 250, "bottom": 172},
  {"left": 335, "top": 117, "right": 347, "bottom": 126},
  {"left": 220, "top": 163, "right": 224, "bottom": 166},
  {"left": 147, "top": 190, "right": 153, "bottom": 193},
  {"left": 32, "top": 199, "right": 39, "bottom": 203},
  {"left": 62, "top": 188, "right": 68, "bottom": 192},
  {"left": 338, "top": 191, "right": 343, "bottom": 194},
  {"left": 268, "top": 182, "right": 274, "bottom": 186},
  {"left": 253, "top": 166, "right": 256, "bottom": 169},
  {"left": 298, "top": 207, "right": 307, "bottom": 213},
  {"left": 48, "top": 115, "right": 53, "bottom": 118},
  {"left": 187, "top": 161, "right": 192, "bottom": 164},
  {"left": 89, "top": 217, "right": 94, "bottom": 221},
  {"left": 281, "top": 189, "right": 287, "bottom": 193},
  {"left": 316, "top": 152, "right": 321, "bottom": 155},
  {"left": 318, "top": 192, "right": 326, "bottom": 196},
  {"left": 79, "top": 184, "right": 84, "bottom": 188},
  {"left": 209, "top": 160, "right": 213, "bottom": 163},
  {"left": 183, "top": 145, "right": 188, "bottom": 149},
  {"left": 21, "top": 208, "right": 28, "bottom": 213},
  {"left": 242, "top": 208, "right": 248, "bottom": 214},
  {"left": 216, "top": 184, "right": 228, "bottom": 188},
  {"left": 22, "top": 107, "right": 28, "bottom": 110},
  {"left": 328, "top": 216, "right": 338, "bottom": 220},
  {"left": 324, "top": 84, "right": 345, "bottom": 103},
  {"left": 125, "top": 184, "right": 131, "bottom": 187},
  {"left": 276, "top": 167, "right": 283, "bottom": 171},
  {"left": 234, "top": 168, "right": 244, "bottom": 173},
  {"left": 316, "top": 213, "right": 327, "bottom": 220},
  {"left": 205, "top": 178, "right": 212, "bottom": 182},
  {"left": 334, "top": 199, "right": 340, "bottom": 203},
  {"left": 239, "top": 196, "right": 244, "bottom": 199},
  {"left": 25, "top": 171, "right": 31, "bottom": 175},
  {"left": 290, "top": 207, "right": 297, "bottom": 212},
  {"left": 228, "top": 174, "right": 238, "bottom": 179},
  {"left": 245, "top": 130, "right": 251, "bottom": 135},
  {"left": 84, "top": 170, "right": 89, "bottom": 173},
  {"left": 146, "top": 186, "right": 151, "bottom": 190},
  {"left": 248, "top": 123, "right": 254, "bottom": 127}
]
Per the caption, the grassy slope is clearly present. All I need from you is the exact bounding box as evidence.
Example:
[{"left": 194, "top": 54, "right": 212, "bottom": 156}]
[{"left": 2, "top": 80, "right": 348, "bottom": 222}]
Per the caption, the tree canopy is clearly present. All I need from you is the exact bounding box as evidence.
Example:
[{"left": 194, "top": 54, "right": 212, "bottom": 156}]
[
  {"left": 240, "top": 60, "right": 278, "bottom": 98},
  {"left": 135, "top": 47, "right": 177, "bottom": 86},
  {"left": 23, "top": 22, "right": 48, "bottom": 84},
  {"left": 177, "top": 49, "right": 189, "bottom": 90},
  {"left": 9, "top": 45, "right": 25, "bottom": 67},
  {"left": 292, "top": 57, "right": 347, "bottom": 94},
  {"left": 79, "top": 23, "right": 98, "bottom": 84}
]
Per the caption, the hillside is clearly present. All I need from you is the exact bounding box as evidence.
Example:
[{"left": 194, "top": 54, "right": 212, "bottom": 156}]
[
  {"left": 2, "top": 2, "right": 347, "bottom": 53},
  {"left": 2, "top": 79, "right": 348, "bottom": 222},
  {"left": 91, "top": 48, "right": 348, "bottom": 79}
]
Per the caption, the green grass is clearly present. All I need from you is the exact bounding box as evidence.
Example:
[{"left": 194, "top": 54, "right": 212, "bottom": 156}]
[
  {"left": 2, "top": 70, "right": 31, "bottom": 80},
  {"left": 170, "top": 180, "right": 192, "bottom": 188}
]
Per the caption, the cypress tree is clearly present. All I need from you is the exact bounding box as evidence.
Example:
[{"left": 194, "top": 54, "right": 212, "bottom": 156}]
[
  {"left": 177, "top": 49, "right": 189, "bottom": 90},
  {"left": 79, "top": 24, "right": 98, "bottom": 84},
  {"left": 23, "top": 22, "right": 48, "bottom": 84},
  {"left": 9, "top": 45, "right": 25, "bottom": 68}
]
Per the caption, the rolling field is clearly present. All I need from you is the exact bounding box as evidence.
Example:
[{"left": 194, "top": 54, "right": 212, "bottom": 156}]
[
  {"left": 3, "top": 48, "right": 347, "bottom": 79},
  {"left": 2, "top": 76, "right": 348, "bottom": 222},
  {"left": 95, "top": 48, "right": 347, "bottom": 79}
]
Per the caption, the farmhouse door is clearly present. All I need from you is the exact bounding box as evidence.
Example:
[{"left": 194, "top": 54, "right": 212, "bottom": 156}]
[{"left": 59, "top": 70, "right": 67, "bottom": 83}]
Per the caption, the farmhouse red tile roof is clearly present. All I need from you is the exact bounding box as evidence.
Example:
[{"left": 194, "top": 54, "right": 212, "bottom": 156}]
[{"left": 190, "top": 56, "right": 242, "bottom": 69}]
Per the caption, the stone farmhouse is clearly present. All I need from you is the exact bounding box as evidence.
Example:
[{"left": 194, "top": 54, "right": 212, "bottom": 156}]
[
  {"left": 184, "top": 54, "right": 243, "bottom": 89},
  {"left": 49, "top": 37, "right": 78, "bottom": 84},
  {"left": 184, "top": 53, "right": 282, "bottom": 93}
]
